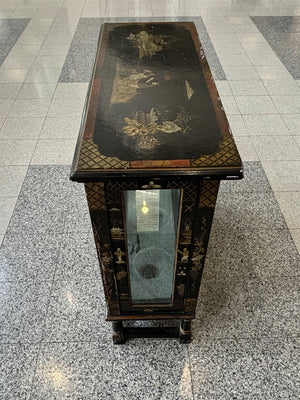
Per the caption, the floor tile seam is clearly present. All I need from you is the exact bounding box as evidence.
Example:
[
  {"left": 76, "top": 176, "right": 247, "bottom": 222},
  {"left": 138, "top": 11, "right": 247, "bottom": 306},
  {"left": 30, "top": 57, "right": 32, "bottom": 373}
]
[
  {"left": 0, "top": 339, "right": 114, "bottom": 346},
  {"left": 189, "top": 331, "right": 300, "bottom": 342},
  {"left": 80, "top": 0, "right": 100, "bottom": 19},
  {"left": 28, "top": 39, "right": 68, "bottom": 163},
  {"left": 0, "top": 163, "right": 29, "bottom": 242},
  {"left": 239, "top": 112, "right": 295, "bottom": 137},
  {"left": 26, "top": 238, "right": 61, "bottom": 400},
  {"left": 217, "top": 16, "right": 298, "bottom": 94},
  {"left": 248, "top": 137, "right": 300, "bottom": 162},
  {"left": 3, "top": 14, "right": 61, "bottom": 122},
  {"left": 185, "top": 345, "right": 196, "bottom": 400}
]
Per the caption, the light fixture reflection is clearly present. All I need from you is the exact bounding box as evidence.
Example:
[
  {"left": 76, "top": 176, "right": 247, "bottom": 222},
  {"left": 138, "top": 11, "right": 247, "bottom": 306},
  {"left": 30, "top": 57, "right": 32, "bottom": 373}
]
[
  {"left": 51, "top": 370, "right": 67, "bottom": 388},
  {"left": 66, "top": 290, "right": 74, "bottom": 305},
  {"left": 141, "top": 200, "right": 149, "bottom": 214}
]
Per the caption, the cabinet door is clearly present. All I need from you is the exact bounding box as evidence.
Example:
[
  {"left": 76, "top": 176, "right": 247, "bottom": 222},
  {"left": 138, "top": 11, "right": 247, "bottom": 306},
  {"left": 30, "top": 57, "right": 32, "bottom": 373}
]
[{"left": 105, "top": 179, "right": 199, "bottom": 316}]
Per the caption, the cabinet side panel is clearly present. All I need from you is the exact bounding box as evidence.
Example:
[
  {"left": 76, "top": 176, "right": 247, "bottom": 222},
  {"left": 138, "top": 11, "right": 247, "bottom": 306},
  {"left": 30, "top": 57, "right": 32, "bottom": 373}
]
[
  {"left": 184, "top": 180, "right": 220, "bottom": 313},
  {"left": 85, "top": 182, "right": 120, "bottom": 316}
]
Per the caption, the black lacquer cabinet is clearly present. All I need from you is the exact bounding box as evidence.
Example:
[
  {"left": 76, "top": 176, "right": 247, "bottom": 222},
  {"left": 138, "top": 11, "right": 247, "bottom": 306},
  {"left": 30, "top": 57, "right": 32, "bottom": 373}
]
[{"left": 71, "top": 22, "right": 243, "bottom": 343}]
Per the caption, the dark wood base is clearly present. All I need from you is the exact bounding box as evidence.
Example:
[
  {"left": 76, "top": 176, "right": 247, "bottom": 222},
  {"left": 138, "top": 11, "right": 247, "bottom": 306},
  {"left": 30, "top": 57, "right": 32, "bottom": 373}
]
[
  {"left": 112, "top": 321, "right": 125, "bottom": 344},
  {"left": 111, "top": 320, "right": 192, "bottom": 344},
  {"left": 179, "top": 319, "right": 192, "bottom": 343}
]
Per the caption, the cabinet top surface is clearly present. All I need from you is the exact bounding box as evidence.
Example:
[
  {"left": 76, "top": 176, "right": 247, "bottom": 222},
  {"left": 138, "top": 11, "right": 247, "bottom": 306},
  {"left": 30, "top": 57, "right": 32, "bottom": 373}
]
[{"left": 71, "top": 22, "right": 242, "bottom": 181}]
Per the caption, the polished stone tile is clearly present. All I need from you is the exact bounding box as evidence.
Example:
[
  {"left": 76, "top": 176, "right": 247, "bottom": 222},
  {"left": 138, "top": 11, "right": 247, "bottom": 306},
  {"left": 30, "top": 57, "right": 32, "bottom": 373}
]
[
  {"left": 64, "top": 195, "right": 92, "bottom": 232},
  {"left": 228, "top": 80, "right": 267, "bottom": 96},
  {"left": 47, "top": 96, "right": 86, "bottom": 117},
  {"left": 0, "top": 99, "right": 14, "bottom": 117},
  {"left": 0, "top": 117, "right": 44, "bottom": 139},
  {"left": 275, "top": 191, "right": 300, "bottom": 229},
  {"left": 22, "top": 25, "right": 51, "bottom": 37},
  {"left": 243, "top": 114, "right": 290, "bottom": 136},
  {"left": 214, "top": 189, "right": 286, "bottom": 231},
  {"left": 243, "top": 229, "right": 300, "bottom": 279},
  {"left": 53, "top": 82, "right": 88, "bottom": 98},
  {"left": 48, "top": 24, "right": 77, "bottom": 37},
  {"left": 39, "top": 44, "right": 70, "bottom": 56},
  {"left": 112, "top": 340, "right": 193, "bottom": 399},
  {"left": 0, "top": 83, "right": 22, "bottom": 99},
  {"left": 31, "top": 55, "right": 66, "bottom": 69},
  {"left": 0, "top": 197, "right": 17, "bottom": 234},
  {"left": 223, "top": 65, "right": 259, "bottom": 80},
  {"left": 214, "top": 42, "right": 245, "bottom": 55},
  {"left": 30, "top": 342, "right": 114, "bottom": 399},
  {"left": 190, "top": 338, "right": 274, "bottom": 400},
  {"left": 59, "top": 20, "right": 101, "bottom": 82},
  {"left": 215, "top": 80, "right": 232, "bottom": 96},
  {"left": 220, "top": 161, "right": 272, "bottom": 194},
  {"left": 290, "top": 229, "right": 300, "bottom": 254},
  {"left": 195, "top": 274, "right": 258, "bottom": 339},
  {"left": 0, "top": 343, "right": 39, "bottom": 399},
  {"left": 2, "top": 53, "right": 36, "bottom": 69},
  {"left": 0, "top": 165, "right": 28, "bottom": 197},
  {"left": 25, "top": 68, "right": 61, "bottom": 83},
  {"left": 31, "top": 139, "right": 76, "bottom": 165},
  {"left": 219, "top": 95, "right": 240, "bottom": 114},
  {"left": 39, "top": 116, "right": 81, "bottom": 139},
  {"left": 0, "top": 139, "right": 36, "bottom": 165},
  {"left": 247, "top": 276, "right": 299, "bottom": 337},
  {"left": 193, "top": 17, "right": 226, "bottom": 80},
  {"left": 8, "top": 98, "right": 51, "bottom": 117},
  {"left": 251, "top": 136, "right": 300, "bottom": 161},
  {"left": 210, "top": 32, "right": 241, "bottom": 46},
  {"left": 254, "top": 65, "right": 293, "bottom": 80},
  {"left": 226, "top": 114, "right": 248, "bottom": 136},
  {"left": 235, "top": 95, "right": 278, "bottom": 114},
  {"left": 42, "top": 279, "right": 108, "bottom": 342},
  {"left": 16, "top": 33, "right": 46, "bottom": 46},
  {"left": 54, "top": 230, "right": 101, "bottom": 281},
  {"left": 241, "top": 47, "right": 280, "bottom": 67},
  {"left": 0, "top": 280, "right": 51, "bottom": 343},
  {"left": 11, "top": 5, "right": 38, "bottom": 18},
  {"left": 251, "top": 16, "right": 300, "bottom": 79},
  {"left": 17, "top": 82, "right": 57, "bottom": 98},
  {"left": 204, "top": 224, "right": 253, "bottom": 280},
  {"left": 263, "top": 79, "right": 300, "bottom": 96},
  {"left": 262, "top": 161, "right": 300, "bottom": 191},
  {"left": 0, "top": 231, "right": 61, "bottom": 281},
  {"left": 234, "top": 136, "right": 259, "bottom": 161},
  {"left": 281, "top": 114, "right": 300, "bottom": 135},
  {"left": 259, "top": 337, "right": 300, "bottom": 399},
  {"left": 0, "top": 68, "right": 28, "bottom": 83},
  {"left": 0, "top": 18, "right": 30, "bottom": 67},
  {"left": 271, "top": 95, "right": 300, "bottom": 114}
]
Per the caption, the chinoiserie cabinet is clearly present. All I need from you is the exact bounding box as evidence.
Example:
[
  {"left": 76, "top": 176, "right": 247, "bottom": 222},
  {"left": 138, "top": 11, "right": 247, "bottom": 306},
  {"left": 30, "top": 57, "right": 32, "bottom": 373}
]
[{"left": 70, "top": 22, "right": 243, "bottom": 343}]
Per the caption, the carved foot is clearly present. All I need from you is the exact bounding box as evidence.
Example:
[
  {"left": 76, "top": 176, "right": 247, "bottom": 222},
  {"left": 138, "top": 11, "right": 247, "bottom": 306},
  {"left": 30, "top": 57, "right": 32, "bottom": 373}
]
[
  {"left": 112, "top": 321, "right": 125, "bottom": 344},
  {"left": 179, "top": 319, "right": 191, "bottom": 344}
]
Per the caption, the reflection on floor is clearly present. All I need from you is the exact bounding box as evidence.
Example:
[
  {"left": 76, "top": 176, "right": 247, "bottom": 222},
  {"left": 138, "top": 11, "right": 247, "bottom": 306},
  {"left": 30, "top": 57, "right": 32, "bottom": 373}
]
[{"left": 252, "top": 16, "right": 300, "bottom": 79}]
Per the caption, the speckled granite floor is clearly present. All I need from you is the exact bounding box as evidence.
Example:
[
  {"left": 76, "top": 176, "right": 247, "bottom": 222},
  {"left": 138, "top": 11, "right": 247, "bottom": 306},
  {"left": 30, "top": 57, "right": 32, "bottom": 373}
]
[{"left": 0, "top": 0, "right": 300, "bottom": 399}]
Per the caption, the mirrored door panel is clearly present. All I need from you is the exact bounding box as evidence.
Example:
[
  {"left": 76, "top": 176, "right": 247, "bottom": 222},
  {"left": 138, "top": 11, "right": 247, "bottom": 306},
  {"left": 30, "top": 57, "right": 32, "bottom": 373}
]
[{"left": 124, "top": 189, "right": 181, "bottom": 305}]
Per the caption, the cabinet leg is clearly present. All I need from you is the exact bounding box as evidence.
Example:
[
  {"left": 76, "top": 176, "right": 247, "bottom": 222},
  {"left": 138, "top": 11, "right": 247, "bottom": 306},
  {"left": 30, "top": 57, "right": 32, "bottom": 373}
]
[
  {"left": 179, "top": 319, "right": 192, "bottom": 344},
  {"left": 112, "top": 321, "right": 125, "bottom": 344}
]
